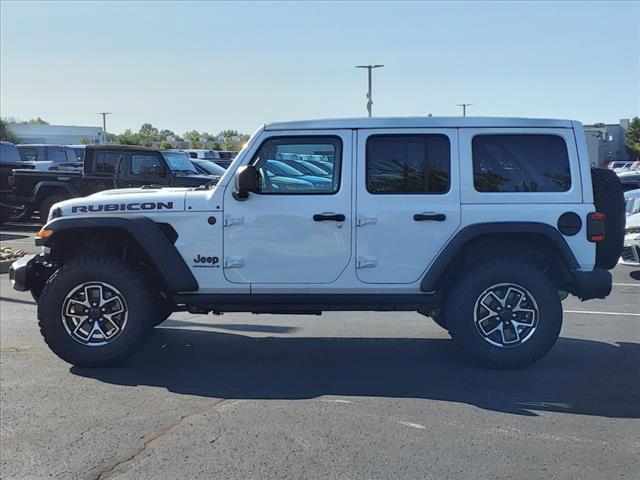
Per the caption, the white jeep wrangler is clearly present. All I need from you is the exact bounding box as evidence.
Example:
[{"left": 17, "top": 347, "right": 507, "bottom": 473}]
[{"left": 10, "top": 117, "right": 625, "bottom": 369}]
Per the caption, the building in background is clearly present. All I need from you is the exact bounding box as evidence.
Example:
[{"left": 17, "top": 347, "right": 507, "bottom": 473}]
[
  {"left": 583, "top": 119, "right": 630, "bottom": 167},
  {"left": 7, "top": 123, "right": 106, "bottom": 145}
]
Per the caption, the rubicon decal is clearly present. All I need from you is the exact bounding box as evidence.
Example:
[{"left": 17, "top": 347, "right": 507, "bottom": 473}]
[
  {"left": 192, "top": 255, "right": 220, "bottom": 268},
  {"left": 71, "top": 201, "right": 174, "bottom": 213}
]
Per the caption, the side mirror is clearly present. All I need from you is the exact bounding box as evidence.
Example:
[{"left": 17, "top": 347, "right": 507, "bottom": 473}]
[{"left": 234, "top": 165, "right": 258, "bottom": 200}]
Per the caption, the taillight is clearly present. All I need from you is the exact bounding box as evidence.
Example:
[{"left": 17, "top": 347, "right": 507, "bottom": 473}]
[{"left": 587, "top": 212, "right": 606, "bottom": 242}]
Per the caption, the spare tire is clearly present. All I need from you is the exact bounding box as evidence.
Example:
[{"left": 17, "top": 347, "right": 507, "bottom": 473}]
[{"left": 590, "top": 168, "right": 625, "bottom": 269}]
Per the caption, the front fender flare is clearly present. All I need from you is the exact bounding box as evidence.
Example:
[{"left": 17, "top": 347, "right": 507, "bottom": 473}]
[{"left": 38, "top": 215, "right": 198, "bottom": 292}]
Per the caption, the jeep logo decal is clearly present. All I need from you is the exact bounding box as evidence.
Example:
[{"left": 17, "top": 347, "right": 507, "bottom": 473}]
[
  {"left": 192, "top": 255, "right": 220, "bottom": 268},
  {"left": 71, "top": 201, "right": 174, "bottom": 213}
]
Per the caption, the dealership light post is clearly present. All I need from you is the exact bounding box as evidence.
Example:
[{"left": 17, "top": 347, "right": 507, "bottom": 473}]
[
  {"left": 356, "top": 64, "right": 384, "bottom": 117},
  {"left": 97, "top": 112, "right": 111, "bottom": 134},
  {"left": 457, "top": 103, "right": 472, "bottom": 117}
]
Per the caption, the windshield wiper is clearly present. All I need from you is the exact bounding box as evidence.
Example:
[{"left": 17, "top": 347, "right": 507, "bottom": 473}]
[{"left": 194, "top": 177, "right": 219, "bottom": 190}]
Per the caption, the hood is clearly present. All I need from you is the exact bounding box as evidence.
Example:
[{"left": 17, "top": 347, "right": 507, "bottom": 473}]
[{"left": 53, "top": 188, "right": 188, "bottom": 218}]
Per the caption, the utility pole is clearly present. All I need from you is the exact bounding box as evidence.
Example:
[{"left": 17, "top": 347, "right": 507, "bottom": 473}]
[
  {"left": 97, "top": 112, "right": 111, "bottom": 133},
  {"left": 456, "top": 104, "right": 472, "bottom": 117},
  {"left": 356, "top": 65, "right": 384, "bottom": 117}
]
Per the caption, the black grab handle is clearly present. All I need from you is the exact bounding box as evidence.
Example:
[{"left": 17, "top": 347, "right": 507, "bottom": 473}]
[
  {"left": 413, "top": 213, "right": 446, "bottom": 222},
  {"left": 313, "top": 213, "right": 346, "bottom": 222}
]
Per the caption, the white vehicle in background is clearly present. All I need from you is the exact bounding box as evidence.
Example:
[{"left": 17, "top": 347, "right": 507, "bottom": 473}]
[
  {"left": 620, "top": 189, "right": 640, "bottom": 266},
  {"left": 10, "top": 117, "right": 626, "bottom": 369},
  {"left": 16, "top": 144, "right": 82, "bottom": 171},
  {"left": 609, "top": 160, "right": 634, "bottom": 173}
]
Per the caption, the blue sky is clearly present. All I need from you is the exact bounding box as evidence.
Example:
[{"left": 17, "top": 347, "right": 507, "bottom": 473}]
[{"left": 1, "top": 1, "right": 638, "bottom": 135}]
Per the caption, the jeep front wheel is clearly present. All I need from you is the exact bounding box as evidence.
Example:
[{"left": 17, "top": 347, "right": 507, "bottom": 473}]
[
  {"left": 444, "top": 259, "right": 562, "bottom": 368},
  {"left": 37, "top": 256, "right": 157, "bottom": 367}
]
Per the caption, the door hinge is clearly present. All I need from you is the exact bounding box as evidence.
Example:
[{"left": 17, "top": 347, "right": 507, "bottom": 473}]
[
  {"left": 357, "top": 215, "right": 378, "bottom": 227},
  {"left": 224, "top": 215, "right": 244, "bottom": 226},
  {"left": 356, "top": 256, "right": 378, "bottom": 268},
  {"left": 224, "top": 256, "right": 245, "bottom": 268}
]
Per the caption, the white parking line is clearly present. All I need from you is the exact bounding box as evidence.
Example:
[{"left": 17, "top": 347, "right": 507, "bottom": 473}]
[
  {"left": 564, "top": 310, "right": 640, "bottom": 317},
  {"left": 398, "top": 421, "right": 426, "bottom": 430},
  {"left": 612, "top": 283, "right": 640, "bottom": 287}
]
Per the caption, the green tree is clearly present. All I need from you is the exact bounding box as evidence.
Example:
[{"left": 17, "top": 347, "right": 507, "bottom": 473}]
[
  {"left": 0, "top": 119, "right": 21, "bottom": 143},
  {"left": 117, "top": 129, "right": 141, "bottom": 145},
  {"left": 625, "top": 116, "right": 640, "bottom": 161},
  {"left": 159, "top": 140, "right": 174, "bottom": 149},
  {"left": 22, "top": 117, "right": 49, "bottom": 125},
  {"left": 139, "top": 123, "right": 159, "bottom": 137},
  {"left": 79, "top": 137, "right": 93, "bottom": 145}
]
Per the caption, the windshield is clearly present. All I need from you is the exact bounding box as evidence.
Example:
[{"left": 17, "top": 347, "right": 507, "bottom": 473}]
[
  {"left": 194, "top": 160, "right": 225, "bottom": 175},
  {"left": 162, "top": 151, "right": 199, "bottom": 174}
]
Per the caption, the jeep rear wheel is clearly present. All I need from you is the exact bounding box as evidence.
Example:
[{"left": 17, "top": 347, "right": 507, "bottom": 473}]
[
  {"left": 445, "top": 259, "right": 562, "bottom": 368},
  {"left": 37, "top": 256, "right": 157, "bottom": 367}
]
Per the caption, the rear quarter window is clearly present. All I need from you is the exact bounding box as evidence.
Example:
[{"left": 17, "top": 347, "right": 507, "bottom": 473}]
[{"left": 472, "top": 134, "right": 571, "bottom": 193}]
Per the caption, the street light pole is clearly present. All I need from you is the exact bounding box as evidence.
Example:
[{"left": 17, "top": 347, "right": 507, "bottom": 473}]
[
  {"left": 97, "top": 112, "right": 111, "bottom": 134},
  {"left": 456, "top": 104, "right": 472, "bottom": 117},
  {"left": 356, "top": 65, "right": 384, "bottom": 117}
]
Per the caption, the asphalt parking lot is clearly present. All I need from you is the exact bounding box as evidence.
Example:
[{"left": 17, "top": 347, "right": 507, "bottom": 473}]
[{"left": 1, "top": 223, "right": 639, "bottom": 480}]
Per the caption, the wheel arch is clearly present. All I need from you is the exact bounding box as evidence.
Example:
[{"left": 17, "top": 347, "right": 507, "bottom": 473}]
[
  {"left": 33, "top": 182, "right": 80, "bottom": 207},
  {"left": 420, "top": 222, "right": 580, "bottom": 293},
  {"left": 38, "top": 215, "right": 198, "bottom": 293}
]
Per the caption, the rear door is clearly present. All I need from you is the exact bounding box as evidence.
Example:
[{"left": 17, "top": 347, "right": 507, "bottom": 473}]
[
  {"left": 83, "top": 150, "right": 121, "bottom": 194},
  {"left": 355, "top": 129, "right": 460, "bottom": 284}
]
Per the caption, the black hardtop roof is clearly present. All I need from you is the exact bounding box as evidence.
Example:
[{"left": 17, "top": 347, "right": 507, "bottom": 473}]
[{"left": 85, "top": 144, "right": 160, "bottom": 152}]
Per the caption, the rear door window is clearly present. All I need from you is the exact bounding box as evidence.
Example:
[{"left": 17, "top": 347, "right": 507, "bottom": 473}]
[
  {"left": 472, "top": 134, "right": 571, "bottom": 192},
  {"left": 94, "top": 152, "right": 123, "bottom": 174},
  {"left": 46, "top": 147, "right": 70, "bottom": 162},
  {"left": 366, "top": 134, "right": 450, "bottom": 194},
  {"left": 18, "top": 147, "right": 39, "bottom": 162}
]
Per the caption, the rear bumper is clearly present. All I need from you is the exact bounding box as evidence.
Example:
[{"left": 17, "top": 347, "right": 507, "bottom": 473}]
[{"left": 568, "top": 268, "right": 612, "bottom": 301}]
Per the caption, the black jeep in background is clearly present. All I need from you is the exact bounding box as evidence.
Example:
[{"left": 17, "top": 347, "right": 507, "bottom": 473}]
[
  {"left": 10, "top": 145, "right": 217, "bottom": 223},
  {"left": 1, "top": 141, "right": 35, "bottom": 224}
]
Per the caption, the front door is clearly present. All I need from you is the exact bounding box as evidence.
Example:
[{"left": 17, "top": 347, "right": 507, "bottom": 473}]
[
  {"left": 355, "top": 129, "right": 460, "bottom": 284},
  {"left": 223, "top": 130, "right": 352, "bottom": 285},
  {"left": 121, "top": 152, "right": 171, "bottom": 189}
]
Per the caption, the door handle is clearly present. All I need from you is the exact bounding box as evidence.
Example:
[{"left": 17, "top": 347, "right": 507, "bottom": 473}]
[
  {"left": 414, "top": 213, "right": 446, "bottom": 222},
  {"left": 313, "top": 213, "right": 345, "bottom": 222}
]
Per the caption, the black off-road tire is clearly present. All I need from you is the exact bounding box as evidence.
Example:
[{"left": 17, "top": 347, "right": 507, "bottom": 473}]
[
  {"left": 38, "top": 195, "right": 66, "bottom": 224},
  {"left": 590, "top": 168, "right": 625, "bottom": 269},
  {"left": 445, "top": 259, "right": 562, "bottom": 369},
  {"left": 0, "top": 205, "right": 12, "bottom": 225},
  {"left": 37, "top": 256, "right": 157, "bottom": 367}
]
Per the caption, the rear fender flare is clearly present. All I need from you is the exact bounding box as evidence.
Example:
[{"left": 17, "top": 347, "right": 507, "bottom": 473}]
[{"left": 420, "top": 222, "right": 580, "bottom": 292}]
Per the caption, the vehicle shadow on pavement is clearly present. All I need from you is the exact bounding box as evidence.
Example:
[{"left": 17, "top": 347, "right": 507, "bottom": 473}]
[{"left": 72, "top": 328, "right": 640, "bottom": 419}]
